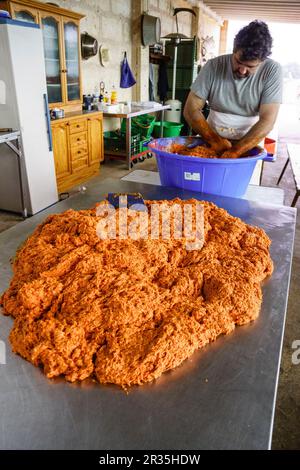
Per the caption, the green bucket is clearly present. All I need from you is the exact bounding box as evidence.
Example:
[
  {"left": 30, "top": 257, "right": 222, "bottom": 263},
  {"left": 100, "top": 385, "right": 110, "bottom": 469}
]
[
  {"left": 121, "top": 114, "right": 156, "bottom": 139},
  {"left": 152, "top": 121, "right": 183, "bottom": 138}
]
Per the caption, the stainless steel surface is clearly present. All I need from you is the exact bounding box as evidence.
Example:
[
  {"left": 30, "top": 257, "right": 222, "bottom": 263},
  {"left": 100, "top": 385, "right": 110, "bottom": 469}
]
[
  {"left": 0, "top": 179, "right": 296, "bottom": 450},
  {"left": 0, "top": 130, "right": 27, "bottom": 216},
  {"left": 102, "top": 104, "right": 170, "bottom": 119},
  {"left": 141, "top": 14, "right": 161, "bottom": 46},
  {"left": 80, "top": 32, "right": 98, "bottom": 60},
  {"left": 126, "top": 115, "right": 132, "bottom": 170},
  {"left": 0, "top": 129, "right": 20, "bottom": 143}
]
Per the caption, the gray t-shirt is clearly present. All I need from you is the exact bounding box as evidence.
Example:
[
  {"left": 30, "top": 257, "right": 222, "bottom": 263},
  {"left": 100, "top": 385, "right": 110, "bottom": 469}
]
[{"left": 191, "top": 54, "right": 283, "bottom": 117}]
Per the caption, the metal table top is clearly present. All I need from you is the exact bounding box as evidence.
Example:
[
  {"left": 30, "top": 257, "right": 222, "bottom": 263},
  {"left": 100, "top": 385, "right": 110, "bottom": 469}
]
[
  {"left": 0, "top": 130, "right": 20, "bottom": 144},
  {"left": 0, "top": 179, "right": 296, "bottom": 450},
  {"left": 103, "top": 104, "right": 170, "bottom": 119}
]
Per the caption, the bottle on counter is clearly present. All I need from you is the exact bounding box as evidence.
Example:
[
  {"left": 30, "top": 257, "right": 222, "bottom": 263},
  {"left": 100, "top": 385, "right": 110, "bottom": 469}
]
[
  {"left": 104, "top": 91, "right": 111, "bottom": 104},
  {"left": 92, "top": 93, "right": 99, "bottom": 110},
  {"left": 100, "top": 81, "right": 105, "bottom": 102},
  {"left": 111, "top": 85, "right": 118, "bottom": 104}
]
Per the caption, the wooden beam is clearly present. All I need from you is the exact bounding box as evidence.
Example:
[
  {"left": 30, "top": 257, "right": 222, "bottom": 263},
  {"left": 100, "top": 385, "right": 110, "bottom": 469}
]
[
  {"left": 205, "top": 0, "right": 300, "bottom": 4},
  {"left": 132, "top": 0, "right": 149, "bottom": 102}
]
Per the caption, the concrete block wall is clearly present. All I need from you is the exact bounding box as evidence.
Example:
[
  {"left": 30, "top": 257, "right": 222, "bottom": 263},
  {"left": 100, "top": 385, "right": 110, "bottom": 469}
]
[
  {"left": 147, "top": 0, "right": 194, "bottom": 38},
  {"left": 200, "top": 13, "right": 221, "bottom": 61}
]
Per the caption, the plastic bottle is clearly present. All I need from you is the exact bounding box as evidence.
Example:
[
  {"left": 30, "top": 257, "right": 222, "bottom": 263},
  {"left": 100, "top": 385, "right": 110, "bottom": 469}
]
[
  {"left": 103, "top": 91, "right": 108, "bottom": 103},
  {"left": 99, "top": 81, "right": 105, "bottom": 102},
  {"left": 111, "top": 85, "right": 117, "bottom": 104}
]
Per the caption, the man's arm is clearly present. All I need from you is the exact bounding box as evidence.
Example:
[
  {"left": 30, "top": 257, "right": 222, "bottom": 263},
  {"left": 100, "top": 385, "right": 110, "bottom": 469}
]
[
  {"left": 222, "top": 103, "right": 280, "bottom": 158},
  {"left": 183, "top": 92, "right": 232, "bottom": 153}
]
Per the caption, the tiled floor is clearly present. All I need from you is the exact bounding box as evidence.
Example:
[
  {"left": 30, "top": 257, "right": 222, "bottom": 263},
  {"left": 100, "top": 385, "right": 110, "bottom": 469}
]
[{"left": 0, "top": 144, "right": 299, "bottom": 449}]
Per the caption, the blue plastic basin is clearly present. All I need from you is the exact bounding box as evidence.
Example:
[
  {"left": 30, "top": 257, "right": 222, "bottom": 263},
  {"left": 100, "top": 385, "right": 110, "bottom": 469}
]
[{"left": 148, "top": 136, "right": 271, "bottom": 197}]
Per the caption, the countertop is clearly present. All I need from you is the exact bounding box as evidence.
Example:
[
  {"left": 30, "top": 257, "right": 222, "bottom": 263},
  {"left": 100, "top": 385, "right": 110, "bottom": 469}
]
[
  {"left": 49, "top": 104, "right": 170, "bottom": 123},
  {"left": 0, "top": 129, "right": 20, "bottom": 143},
  {"left": 50, "top": 109, "right": 102, "bottom": 124},
  {"left": 102, "top": 104, "right": 170, "bottom": 119},
  {"left": 0, "top": 179, "right": 296, "bottom": 450}
]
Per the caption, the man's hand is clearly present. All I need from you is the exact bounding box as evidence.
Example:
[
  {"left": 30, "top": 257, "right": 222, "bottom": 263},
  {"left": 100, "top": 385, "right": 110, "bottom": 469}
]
[
  {"left": 223, "top": 103, "right": 280, "bottom": 158},
  {"left": 221, "top": 149, "right": 240, "bottom": 159},
  {"left": 184, "top": 92, "right": 231, "bottom": 151},
  {"left": 210, "top": 138, "right": 232, "bottom": 154}
]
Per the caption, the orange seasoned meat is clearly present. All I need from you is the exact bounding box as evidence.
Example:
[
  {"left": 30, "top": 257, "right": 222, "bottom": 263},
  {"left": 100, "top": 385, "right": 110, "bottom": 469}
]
[
  {"left": 0, "top": 199, "right": 273, "bottom": 388},
  {"left": 168, "top": 143, "right": 254, "bottom": 159},
  {"left": 170, "top": 143, "right": 218, "bottom": 158}
]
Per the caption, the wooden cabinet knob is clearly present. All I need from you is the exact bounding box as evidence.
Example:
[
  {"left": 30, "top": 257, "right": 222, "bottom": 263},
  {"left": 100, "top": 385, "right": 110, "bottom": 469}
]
[{"left": 77, "top": 137, "right": 80, "bottom": 141}]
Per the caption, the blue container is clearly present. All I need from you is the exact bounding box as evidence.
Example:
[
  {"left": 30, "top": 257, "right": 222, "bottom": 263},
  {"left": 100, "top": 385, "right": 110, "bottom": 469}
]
[{"left": 148, "top": 136, "right": 273, "bottom": 197}]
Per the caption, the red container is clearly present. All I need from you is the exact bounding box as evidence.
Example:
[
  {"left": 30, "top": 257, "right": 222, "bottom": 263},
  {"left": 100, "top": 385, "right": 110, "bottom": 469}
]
[{"left": 264, "top": 137, "right": 276, "bottom": 155}]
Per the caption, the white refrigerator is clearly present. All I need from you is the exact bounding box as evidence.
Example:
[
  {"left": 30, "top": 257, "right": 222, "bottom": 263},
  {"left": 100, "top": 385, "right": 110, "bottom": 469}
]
[{"left": 0, "top": 18, "right": 58, "bottom": 215}]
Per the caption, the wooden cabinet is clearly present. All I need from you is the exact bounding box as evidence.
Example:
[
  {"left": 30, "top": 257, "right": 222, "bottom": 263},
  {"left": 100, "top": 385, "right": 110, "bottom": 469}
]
[
  {"left": 51, "top": 122, "right": 71, "bottom": 180},
  {"left": 0, "top": 0, "right": 103, "bottom": 192},
  {"left": 88, "top": 115, "right": 104, "bottom": 164},
  {"left": 0, "top": 0, "right": 84, "bottom": 110},
  {"left": 51, "top": 113, "right": 104, "bottom": 193}
]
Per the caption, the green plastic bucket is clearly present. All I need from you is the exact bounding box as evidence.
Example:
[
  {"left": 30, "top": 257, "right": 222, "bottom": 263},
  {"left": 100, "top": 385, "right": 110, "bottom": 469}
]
[
  {"left": 152, "top": 121, "right": 183, "bottom": 138},
  {"left": 121, "top": 114, "right": 156, "bottom": 139}
]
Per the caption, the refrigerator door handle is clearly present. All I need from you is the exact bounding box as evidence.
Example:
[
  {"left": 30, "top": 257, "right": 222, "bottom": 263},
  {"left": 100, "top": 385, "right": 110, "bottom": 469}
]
[{"left": 43, "top": 93, "right": 53, "bottom": 152}]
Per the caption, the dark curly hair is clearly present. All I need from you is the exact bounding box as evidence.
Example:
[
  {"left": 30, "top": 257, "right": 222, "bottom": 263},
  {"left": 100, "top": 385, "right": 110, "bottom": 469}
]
[{"left": 233, "top": 20, "right": 273, "bottom": 61}]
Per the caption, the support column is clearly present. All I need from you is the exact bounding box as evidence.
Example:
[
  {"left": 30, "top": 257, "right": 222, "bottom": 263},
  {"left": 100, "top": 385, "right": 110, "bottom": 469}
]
[
  {"left": 132, "top": 0, "right": 149, "bottom": 102},
  {"left": 191, "top": 6, "right": 202, "bottom": 63}
]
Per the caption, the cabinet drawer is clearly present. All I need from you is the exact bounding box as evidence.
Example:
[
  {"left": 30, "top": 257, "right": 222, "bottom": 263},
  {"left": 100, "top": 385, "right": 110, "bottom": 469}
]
[
  {"left": 70, "top": 131, "right": 87, "bottom": 148},
  {"left": 72, "top": 156, "right": 88, "bottom": 172},
  {"left": 69, "top": 120, "right": 87, "bottom": 134},
  {"left": 70, "top": 144, "right": 88, "bottom": 160}
]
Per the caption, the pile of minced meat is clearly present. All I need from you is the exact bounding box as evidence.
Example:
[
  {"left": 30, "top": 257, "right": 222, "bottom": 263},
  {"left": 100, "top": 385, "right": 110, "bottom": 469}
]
[{"left": 0, "top": 198, "right": 273, "bottom": 388}]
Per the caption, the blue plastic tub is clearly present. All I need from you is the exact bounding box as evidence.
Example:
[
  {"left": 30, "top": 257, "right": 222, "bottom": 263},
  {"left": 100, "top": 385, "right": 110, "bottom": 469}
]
[{"left": 148, "top": 136, "right": 274, "bottom": 197}]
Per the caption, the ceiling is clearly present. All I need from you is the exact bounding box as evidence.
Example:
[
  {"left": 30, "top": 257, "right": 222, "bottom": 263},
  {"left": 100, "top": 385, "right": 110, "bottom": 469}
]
[{"left": 202, "top": 0, "right": 300, "bottom": 23}]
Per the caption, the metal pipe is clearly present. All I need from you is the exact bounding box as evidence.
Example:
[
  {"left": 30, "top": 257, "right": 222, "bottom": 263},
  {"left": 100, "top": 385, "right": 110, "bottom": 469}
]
[{"left": 172, "top": 45, "right": 178, "bottom": 100}]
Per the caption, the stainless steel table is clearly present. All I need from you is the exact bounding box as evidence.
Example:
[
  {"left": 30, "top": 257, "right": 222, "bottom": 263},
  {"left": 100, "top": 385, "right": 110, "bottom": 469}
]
[
  {"left": 0, "top": 130, "right": 27, "bottom": 217},
  {"left": 103, "top": 104, "right": 170, "bottom": 169},
  {"left": 0, "top": 179, "right": 296, "bottom": 450}
]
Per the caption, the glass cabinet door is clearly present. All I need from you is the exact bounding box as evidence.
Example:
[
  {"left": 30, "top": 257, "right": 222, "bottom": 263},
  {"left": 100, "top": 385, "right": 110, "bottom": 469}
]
[
  {"left": 14, "top": 10, "right": 36, "bottom": 23},
  {"left": 41, "top": 16, "right": 63, "bottom": 104},
  {"left": 64, "top": 21, "right": 80, "bottom": 102},
  {"left": 12, "top": 5, "right": 38, "bottom": 24}
]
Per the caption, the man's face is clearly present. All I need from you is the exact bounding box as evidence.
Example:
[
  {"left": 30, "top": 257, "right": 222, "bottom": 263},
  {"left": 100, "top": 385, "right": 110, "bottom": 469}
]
[{"left": 231, "top": 50, "right": 262, "bottom": 79}]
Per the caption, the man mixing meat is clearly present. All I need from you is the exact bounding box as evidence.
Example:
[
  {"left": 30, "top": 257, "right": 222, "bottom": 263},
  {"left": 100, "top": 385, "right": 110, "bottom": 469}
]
[{"left": 184, "top": 20, "right": 283, "bottom": 158}]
